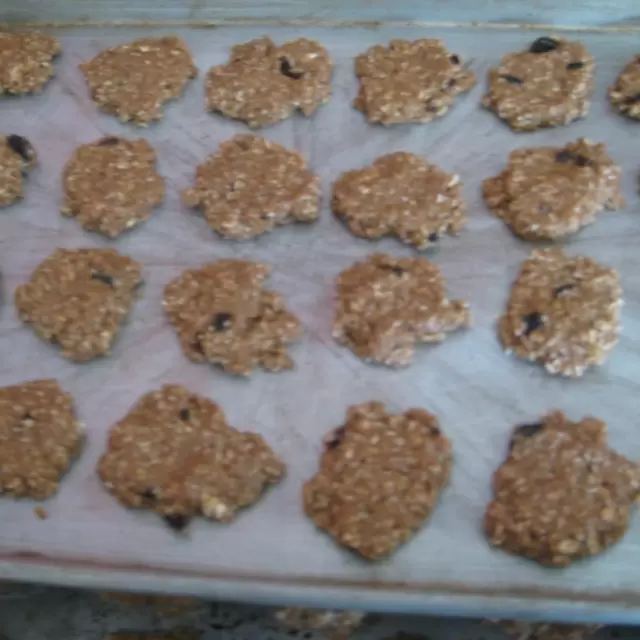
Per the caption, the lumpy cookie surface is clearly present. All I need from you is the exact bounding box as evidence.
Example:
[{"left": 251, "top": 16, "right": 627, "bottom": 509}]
[
  {"left": 354, "top": 39, "right": 476, "bottom": 125},
  {"left": 499, "top": 248, "right": 621, "bottom": 377},
  {"left": 485, "top": 411, "right": 640, "bottom": 566},
  {"left": 80, "top": 36, "right": 197, "bottom": 125},
  {"left": 609, "top": 54, "right": 640, "bottom": 120},
  {"left": 303, "top": 402, "right": 452, "bottom": 560},
  {"left": 206, "top": 37, "right": 332, "bottom": 128},
  {"left": 183, "top": 134, "right": 319, "bottom": 240},
  {"left": 333, "top": 152, "right": 466, "bottom": 249},
  {"left": 15, "top": 248, "right": 143, "bottom": 362},
  {"left": 333, "top": 254, "right": 471, "bottom": 367},
  {"left": 483, "top": 36, "right": 594, "bottom": 131},
  {"left": 163, "top": 260, "right": 302, "bottom": 375},
  {"left": 0, "top": 380, "right": 83, "bottom": 499},
  {"left": 0, "top": 31, "right": 60, "bottom": 95},
  {"left": 62, "top": 136, "right": 165, "bottom": 238},
  {"left": 0, "top": 134, "right": 37, "bottom": 207},
  {"left": 483, "top": 138, "right": 623, "bottom": 241},
  {"left": 98, "top": 385, "right": 285, "bottom": 528}
]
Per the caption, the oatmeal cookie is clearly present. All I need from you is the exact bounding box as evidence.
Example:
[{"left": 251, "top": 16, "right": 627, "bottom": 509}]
[
  {"left": 485, "top": 411, "right": 640, "bottom": 566},
  {"left": 163, "top": 260, "right": 302, "bottom": 375},
  {"left": 303, "top": 402, "right": 452, "bottom": 559},
  {"left": 333, "top": 152, "right": 466, "bottom": 249},
  {"left": 354, "top": 39, "right": 476, "bottom": 125},
  {"left": 80, "top": 36, "right": 197, "bottom": 126},
  {"left": 483, "top": 36, "right": 594, "bottom": 131},
  {"left": 609, "top": 54, "right": 640, "bottom": 120},
  {"left": 15, "top": 248, "right": 143, "bottom": 362},
  {"left": 499, "top": 248, "right": 621, "bottom": 377},
  {"left": 205, "top": 36, "right": 332, "bottom": 128},
  {"left": 334, "top": 254, "right": 471, "bottom": 367},
  {"left": 0, "top": 380, "right": 83, "bottom": 500},
  {"left": 0, "top": 134, "right": 36, "bottom": 207},
  {"left": 183, "top": 134, "right": 319, "bottom": 240},
  {"left": 62, "top": 136, "right": 165, "bottom": 238},
  {"left": 98, "top": 385, "right": 285, "bottom": 530},
  {"left": 483, "top": 138, "right": 623, "bottom": 241}
]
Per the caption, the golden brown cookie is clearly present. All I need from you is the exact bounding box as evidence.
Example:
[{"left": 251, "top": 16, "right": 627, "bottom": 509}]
[
  {"left": 483, "top": 36, "right": 594, "bottom": 131},
  {"left": 483, "top": 138, "right": 624, "bottom": 241},
  {"left": 485, "top": 411, "right": 640, "bottom": 567},
  {"left": 0, "top": 134, "right": 37, "bottom": 207},
  {"left": 333, "top": 254, "right": 471, "bottom": 367},
  {"left": 163, "top": 260, "right": 302, "bottom": 375},
  {"left": 0, "top": 31, "right": 60, "bottom": 95},
  {"left": 499, "top": 248, "right": 621, "bottom": 377},
  {"left": 333, "top": 152, "right": 466, "bottom": 249},
  {"left": 205, "top": 36, "right": 332, "bottom": 128},
  {"left": 62, "top": 136, "right": 165, "bottom": 238},
  {"left": 183, "top": 134, "right": 319, "bottom": 240},
  {"left": 15, "top": 248, "right": 143, "bottom": 362},
  {"left": 354, "top": 39, "right": 476, "bottom": 125},
  {"left": 303, "top": 402, "right": 452, "bottom": 560},
  {"left": 98, "top": 385, "right": 285, "bottom": 530},
  {"left": 0, "top": 380, "right": 83, "bottom": 499},
  {"left": 80, "top": 36, "right": 197, "bottom": 126},
  {"left": 609, "top": 54, "right": 640, "bottom": 120}
]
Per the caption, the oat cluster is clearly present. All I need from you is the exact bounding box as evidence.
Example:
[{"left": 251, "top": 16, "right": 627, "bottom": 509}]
[{"left": 608, "top": 54, "right": 640, "bottom": 120}]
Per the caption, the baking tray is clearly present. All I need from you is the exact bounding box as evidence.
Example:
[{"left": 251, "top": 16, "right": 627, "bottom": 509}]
[{"left": 0, "top": 25, "right": 640, "bottom": 625}]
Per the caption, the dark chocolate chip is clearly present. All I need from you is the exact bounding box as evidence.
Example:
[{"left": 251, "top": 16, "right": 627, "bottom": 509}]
[
  {"left": 325, "top": 427, "right": 345, "bottom": 450},
  {"left": 624, "top": 92, "right": 640, "bottom": 105},
  {"left": 6, "top": 135, "right": 33, "bottom": 162},
  {"left": 554, "top": 283, "right": 574, "bottom": 297},
  {"left": 555, "top": 150, "right": 591, "bottom": 167},
  {"left": 566, "top": 61, "right": 585, "bottom": 70},
  {"left": 212, "top": 312, "right": 233, "bottom": 331},
  {"left": 381, "top": 264, "right": 406, "bottom": 275},
  {"left": 428, "top": 232, "right": 440, "bottom": 242},
  {"left": 179, "top": 408, "right": 190, "bottom": 421},
  {"left": 515, "top": 422, "right": 544, "bottom": 438},
  {"left": 91, "top": 272, "right": 114, "bottom": 286},
  {"left": 449, "top": 54, "right": 461, "bottom": 64},
  {"left": 447, "top": 78, "right": 457, "bottom": 88},
  {"left": 529, "top": 36, "right": 559, "bottom": 54},
  {"left": 500, "top": 74, "right": 524, "bottom": 85},
  {"left": 279, "top": 57, "right": 304, "bottom": 80},
  {"left": 98, "top": 136, "right": 120, "bottom": 146},
  {"left": 164, "top": 513, "right": 190, "bottom": 532},
  {"left": 523, "top": 312, "right": 544, "bottom": 336},
  {"left": 140, "top": 488, "right": 157, "bottom": 501}
]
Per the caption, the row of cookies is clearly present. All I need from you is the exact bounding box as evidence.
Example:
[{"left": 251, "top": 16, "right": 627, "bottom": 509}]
[
  {"left": 0, "top": 132, "right": 630, "bottom": 244},
  {"left": 8, "top": 247, "right": 621, "bottom": 378},
  {"left": 1, "top": 379, "right": 638, "bottom": 568},
  {"left": 1, "top": 30, "right": 639, "bottom": 129}
]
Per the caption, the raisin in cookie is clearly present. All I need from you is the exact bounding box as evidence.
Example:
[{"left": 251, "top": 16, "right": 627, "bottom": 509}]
[
  {"left": 354, "top": 39, "right": 476, "bottom": 125},
  {"left": 304, "top": 402, "right": 451, "bottom": 560},
  {"left": 333, "top": 152, "right": 466, "bottom": 249},
  {"left": 483, "top": 36, "right": 594, "bottom": 131},
  {"left": 609, "top": 54, "right": 640, "bottom": 120},
  {"left": 80, "top": 36, "right": 197, "bottom": 126},
  {"left": 0, "top": 134, "right": 36, "bottom": 207},
  {"left": 483, "top": 138, "right": 623, "bottom": 241},
  {"left": 205, "top": 37, "right": 332, "bottom": 128},
  {"left": 499, "top": 248, "right": 621, "bottom": 377},
  {"left": 163, "top": 260, "right": 302, "bottom": 375},
  {"left": 0, "top": 31, "right": 60, "bottom": 95},
  {"left": 334, "top": 254, "right": 471, "bottom": 367},
  {"left": 183, "top": 134, "right": 319, "bottom": 240},
  {"left": 0, "top": 380, "right": 83, "bottom": 499},
  {"left": 15, "top": 248, "right": 142, "bottom": 362},
  {"left": 98, "top": 385, "right": 285, "bottom": 530},
  {"left": 485, "top": 411, "right": 640, "bottom": 567}
]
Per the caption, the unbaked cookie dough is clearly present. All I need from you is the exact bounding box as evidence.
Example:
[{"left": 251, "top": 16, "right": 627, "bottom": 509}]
[
  {"left": 15, "top": 248, "right": 143, "bottom": 362},
  {"left": 183, "top": 134, "right": 319, "bottom": 240},
  {"left": 303, "top": 402, "right": 451, "bottom": 560},
  {"left": 333, "top": 152, "right": 466, "bottom": 249},
  {"left": 62, "top": 136, "right": 165, "bottom": 238},
  {"left": 609, "top": 54, "right": 640, "bottom": 120},
  {"left": 499, "top": 248, "right": 621, "bottom": 377},
  {"left": 163, "top": 260, "right": 302, "bottom": 375},
  {"left": 354, "top": 39, "right": 476, "bottom": 125},
  {"left": 80, "top": 36, "right": 197, "bottom": 126},
  {"left": 483, "top": 138, "right": 624, "bottom": 240},
  {"left": 333, "top": 254, "right": 471, "bottom": 367},
  {"left": 205, "top": 36, "right": 332, "bottom": 128},
  {"left": 483, "top": 36, "right": 594, "bottom": 131},
  {"left": 0, "top": 379, "right": 83, "bottom": 499},
  {"left": 0, "top": 134, "right": 37, "bottom": 207},
  {"left": 485, "top": 411, "right": 640, "bottom": 567},
  {"left": 0, "top": 31, "right": 60, "bottom": 95},
  {"left": 98, "top": 385, "right": 285, "bottom": 530}
]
